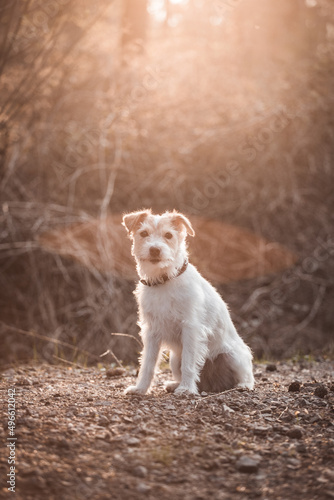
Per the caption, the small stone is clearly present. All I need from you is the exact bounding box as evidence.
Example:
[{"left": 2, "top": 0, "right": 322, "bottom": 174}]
[
  {"left": 272, "top": 424, "right": 287, "bottom": 434},
  {"left": 296, "top": 443, "right": 307, "bottom": 454},
  {"left": 164, "top": 404, "right": 176, "bottom": 411},
  {"left": 260, "top": 407, "right": 272, "bottom": 414},
  {"left": 289, "top": 381, "right": 301, "bottom": 392},
  {"left": 253, "top": 425, "right": 270, "bottom": 435},
  {"left": 106, "top": 367, "right": 125, "bottom": 378},
  {"left": 133, "top": 465, "right": 148, "bottom": 478},
  {"left": 222, "top": 404, "right": 235, "bottom": 414},
  {"left": 126, "top": 437, "right": 141, "bottom": 446},
  {"left": 314, "top": 385, "right": 328, "bottom": 398},
  {"left": 213, "top": 432, "right": 225, "bottom": 441},
  {"left": 4, "top": 368, "right": 16, "bottom": 376},
  {"left": 195, "top": 416, "right": 205, "bottom": 425},
  {"left": 287, "top": 426, "right": 303, "bottom": 439},
  {"left": 16, "top": 377, "right": 32, "bottom": 386},
  {"left": 266, "top": 364, "right": 277, "bottom": 372},
  {"left": 136, "top": 482, "right": 151, "bottom": 493},
  {"left": 281, "top": 411, "right": 294, "bottom": 423},
  {"left": 123, "top": 416, "right": 133, "bottom": 424},
  {"left": 109, "top": 415, "right": 121, "bottom": 424},
  {"left": 98, "top": 415, "right": 110, "bottom": 426},
  {"left": 324, "top": 469, "right": 334, "bottom": 481},
  {"left": 57, "top": 438, "right": 70, "bottom": 449},
  {"left": 95, "top": 430, "right": 110, "bottom": 440},
  {"left": 236, "top": 456, "right": 260, "bottom": 473},
  {"left": 287, "top": 458, "right": 301, "bottom": 469}
]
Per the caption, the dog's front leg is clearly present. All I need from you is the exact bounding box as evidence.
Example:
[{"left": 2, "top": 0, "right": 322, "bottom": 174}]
[
  {"left": 174, "top": 324, "right": 203, "bottom": 395},
  {"left": 125, "top": 331, "right": 161, "bottom": 395}
]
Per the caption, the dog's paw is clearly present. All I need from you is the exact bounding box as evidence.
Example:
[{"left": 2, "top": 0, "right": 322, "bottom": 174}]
[
  {"left": 124, "top": 385, "right": 147, "bottom": 395},
  {"left": 165, "top": 381, "right": 180, "bottom": 393},
  {"left": 174, "top": 384, "right": 199, "bottom": 396},
  {"left": 237, "top": 381, "right": 254, "bottom": 391}
]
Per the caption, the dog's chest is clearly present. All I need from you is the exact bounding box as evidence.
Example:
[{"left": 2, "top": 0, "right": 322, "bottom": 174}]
[{"left": 138, "top": 283, "right": 184, "bottom": 324}]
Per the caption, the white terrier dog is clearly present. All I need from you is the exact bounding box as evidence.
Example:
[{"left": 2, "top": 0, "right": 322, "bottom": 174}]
[{"left": 122, "top": 209, "right": 254, "bottom": 395}]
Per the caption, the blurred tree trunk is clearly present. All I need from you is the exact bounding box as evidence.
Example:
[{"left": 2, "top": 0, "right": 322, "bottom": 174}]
[{"left": 121, "top": 0, "right": 148, "bottom": 58}]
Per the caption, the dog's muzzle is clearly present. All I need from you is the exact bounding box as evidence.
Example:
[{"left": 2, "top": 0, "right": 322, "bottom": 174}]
[{"left": 149, "top": 246, "right": 161, "bottom": 263}]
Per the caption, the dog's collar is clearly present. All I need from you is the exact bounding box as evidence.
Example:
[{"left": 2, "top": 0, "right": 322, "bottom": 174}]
[{"left": 140, "top": 260, "right": 188, "bottom": 287}]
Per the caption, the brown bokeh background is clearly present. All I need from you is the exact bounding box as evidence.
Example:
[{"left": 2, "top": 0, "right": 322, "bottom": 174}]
[{"left": 1, "top": 0, "right": 333, "bottom": 365}]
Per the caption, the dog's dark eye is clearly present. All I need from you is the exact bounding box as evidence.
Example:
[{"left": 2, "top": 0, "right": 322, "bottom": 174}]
[
  {"left": 140, "top": 230, "right": 149, "bottom": 238},
  {"left": 165, "top": 232, "right": 173, "bottom": 240}
]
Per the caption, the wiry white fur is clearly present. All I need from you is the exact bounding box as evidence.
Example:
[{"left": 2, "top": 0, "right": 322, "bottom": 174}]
[{"left": 122, "top": 210, "right": 254, "bottom": 396}]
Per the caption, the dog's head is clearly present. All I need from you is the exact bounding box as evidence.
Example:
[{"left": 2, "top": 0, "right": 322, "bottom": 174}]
[{"left": 122, "top": 209, "right": 195, "bottom": 278}]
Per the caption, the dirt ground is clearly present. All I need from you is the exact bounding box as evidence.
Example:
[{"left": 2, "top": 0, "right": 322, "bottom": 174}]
[{"left": 1, "top": 360, "right": 334, "bottom": 500}]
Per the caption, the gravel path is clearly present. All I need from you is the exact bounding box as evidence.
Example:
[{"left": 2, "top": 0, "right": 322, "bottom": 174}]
[{"left": 1, "top": 360, "right": 334, "bottom": 499}]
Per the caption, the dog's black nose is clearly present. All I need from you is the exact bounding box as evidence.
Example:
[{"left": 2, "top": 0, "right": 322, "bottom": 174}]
[{"left": 149, "top": 247, "right": 161, "bottom": 258}]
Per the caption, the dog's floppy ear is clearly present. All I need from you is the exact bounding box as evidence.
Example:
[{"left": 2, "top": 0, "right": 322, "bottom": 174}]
[
  {"left": 122, "top": 209, "right": 151, "bottom": 235},
  {"left": 171, "top": 211, "right": 195, "bottom": 237}
]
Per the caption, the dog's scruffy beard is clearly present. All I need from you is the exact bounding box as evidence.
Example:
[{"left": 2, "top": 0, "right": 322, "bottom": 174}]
[{"left": 133, "top": 240, "right": 187, "bottom": 283}]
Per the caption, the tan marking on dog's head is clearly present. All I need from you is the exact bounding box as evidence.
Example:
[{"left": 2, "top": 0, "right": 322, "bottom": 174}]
[
  {"left": 122, "top": 209, "right": 152, "bottom": 236},
  {"left": 169, "top": 210, "right": 195, "bottom": 237}
]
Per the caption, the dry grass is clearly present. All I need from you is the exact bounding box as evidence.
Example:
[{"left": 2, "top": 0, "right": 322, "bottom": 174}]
[
  {"left": 1, "top": 0, "right": 334, "bottom": 365},
  {"left": 38, "top": 214, "right": 297, "bottom": 283}
]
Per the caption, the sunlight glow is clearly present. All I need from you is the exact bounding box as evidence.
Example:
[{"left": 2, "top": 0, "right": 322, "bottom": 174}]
[
  {"left": 148, "top": 0, "right": 189, "bottom": 24},
  {"left": 169, "top": 0, "right": 189, "bottom": 4},
  {"left": 147, "top": 0, "right": 167, "bottom": 23}
]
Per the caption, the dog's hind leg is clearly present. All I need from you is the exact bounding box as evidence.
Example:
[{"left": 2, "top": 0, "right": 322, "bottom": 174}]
[
  {"left": 234, "top": 349, "right": 254, "bottom": 390},
  {"left": 198, "top": 353, "right": 239, "bottom": 393},
  {"left": 198, "top": 349, "right": 254, "bottom": 393}
]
